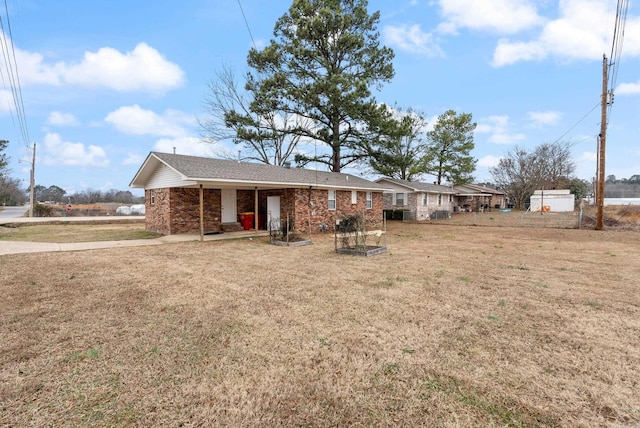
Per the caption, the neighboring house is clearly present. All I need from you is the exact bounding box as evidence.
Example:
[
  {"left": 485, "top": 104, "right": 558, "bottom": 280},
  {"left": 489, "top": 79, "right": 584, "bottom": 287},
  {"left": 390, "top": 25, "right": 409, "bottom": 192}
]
[
  {"left": 452, "top": 183, "right": 506, "bottom": 212},
  {"left": 530, "top": 189, "right": 574, "bottom": 212},
  {"left": 375, "top": 178, "right": 457, "bottom": 220},
  {"left": 130, "top": 152, "right": 390, "bottom": 235}
]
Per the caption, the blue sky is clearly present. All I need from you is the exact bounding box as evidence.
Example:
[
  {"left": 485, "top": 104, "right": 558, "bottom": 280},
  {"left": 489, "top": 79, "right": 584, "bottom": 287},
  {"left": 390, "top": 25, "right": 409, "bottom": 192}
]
[{"left": 1, "top": 0, "right": 639, "bottom": 196}]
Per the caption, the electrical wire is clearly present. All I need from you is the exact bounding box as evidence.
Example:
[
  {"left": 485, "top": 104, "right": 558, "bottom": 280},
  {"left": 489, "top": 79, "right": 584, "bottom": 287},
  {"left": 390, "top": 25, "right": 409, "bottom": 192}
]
[
  {"left": 0, "top": 0, "right": 30, "bottom": 148},
  {"left": 608, "top": 0, "right": 629, "bottom": 91},
  {"left": 548, "top": 101, "right": 601, "bottom": 146},
  {"left": 606, "top": 0, "right": 630, "bottom": 123},
  {"left": 237, "top": 0, "right": 257, "bottom": 50}
]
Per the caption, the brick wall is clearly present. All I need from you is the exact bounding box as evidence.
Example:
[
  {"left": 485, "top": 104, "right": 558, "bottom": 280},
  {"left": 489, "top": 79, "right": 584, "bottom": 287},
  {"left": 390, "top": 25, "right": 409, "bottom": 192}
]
[
  {"left": 267, "top": 188, "right": 384, "bottom": 233},
  {"left": 146, "top": 186, "right": 384, "bottom": 235},
  {"left": 320, "top": 190, "right": 384, "bottom": 232},
  {"left": 145, "top": 188, "right": 171, "bottom": 234},
  {"left": 145, "top": 187, "right": 222, "bottom": 235}
]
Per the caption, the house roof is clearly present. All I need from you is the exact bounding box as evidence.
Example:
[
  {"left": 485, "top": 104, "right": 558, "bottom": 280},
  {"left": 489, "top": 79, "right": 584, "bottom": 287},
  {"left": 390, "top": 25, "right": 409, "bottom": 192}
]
[
  {"left": 375, "top": 177, "right": 457, "bottom": 194},
  {"left": 130, "top": 152, "right": 391, "bottom": 191},
  {"left": 532, "top": 189, "right": 570, "bottom": 195},
  {"left": 453, "top": 183, "right": 505, "bottom": 196}
]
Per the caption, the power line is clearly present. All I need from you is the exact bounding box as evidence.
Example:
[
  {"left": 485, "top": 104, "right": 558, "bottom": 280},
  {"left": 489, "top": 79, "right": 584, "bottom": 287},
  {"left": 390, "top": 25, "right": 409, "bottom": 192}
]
[
  {"left": 549, "top": 101, "right": 600, "bottom": 146},
  {"left": 0, "top": 0, "right": 30, "bottom": 148},
  {"left": 606, "top": 0, "right": 630, "bottom": 123},
  {"left": 237, "top": 0, "right": 257, "bottom": 50}
]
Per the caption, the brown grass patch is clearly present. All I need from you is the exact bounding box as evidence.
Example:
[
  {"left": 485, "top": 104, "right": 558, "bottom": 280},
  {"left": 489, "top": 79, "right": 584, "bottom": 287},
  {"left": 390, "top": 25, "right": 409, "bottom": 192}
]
[
  {"left": 1, "top": 222, "right": 639, "bottom": 426},
  {"left": 0, "top": 223, "right": 160, "bottom": 243}
]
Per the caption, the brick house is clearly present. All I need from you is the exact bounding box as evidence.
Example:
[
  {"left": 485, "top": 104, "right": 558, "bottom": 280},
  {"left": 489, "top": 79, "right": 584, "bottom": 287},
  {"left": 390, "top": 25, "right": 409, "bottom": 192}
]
[
  {"left": 375, "top": 177, "right": 457, "bottom": 220},
  {"left": 129, "top": 152, "right": 390, "bottom": 235},
  {"left": 452, "top": 183, "right": 506, "bottom": 212}
]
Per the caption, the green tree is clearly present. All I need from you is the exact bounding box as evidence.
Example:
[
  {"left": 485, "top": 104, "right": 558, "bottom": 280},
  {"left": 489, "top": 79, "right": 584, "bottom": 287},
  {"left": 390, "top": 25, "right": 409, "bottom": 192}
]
[
  {"left": 628, "top": 174, "right": 640, "bottom": 185},
  {"left": 246, "top": 0, "right": 395, "bottom": 172},
  {"left": 566, "top": 177, "right": 591, "bottom": 200},
  {"left": 42, "top": 185, "right": 66, "bottom": 203},
  {"left": 425, "top": 110, "right": 477, "bottom": 185},
  {"left": 368, "top": 106, "right": 428, "bottom": 181}
]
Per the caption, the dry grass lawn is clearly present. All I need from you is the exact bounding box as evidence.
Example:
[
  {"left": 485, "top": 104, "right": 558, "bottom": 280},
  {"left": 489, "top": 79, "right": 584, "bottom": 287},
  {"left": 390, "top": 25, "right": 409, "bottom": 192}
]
[
  {"left": 1, "top": 221, "right": 639, "bottom": 427},
  {"left": 0, "top": 223, "right": 159, "bottom": 243}
]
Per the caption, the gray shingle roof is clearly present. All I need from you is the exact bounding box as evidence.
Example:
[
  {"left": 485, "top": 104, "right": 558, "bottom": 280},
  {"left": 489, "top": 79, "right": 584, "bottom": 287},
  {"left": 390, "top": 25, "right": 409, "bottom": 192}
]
[
  {"left": 131, "top": 152, "right": 390, "bottom": 191},
  {"left": 453, "top": 183, "right": 505, "bottom": 195},
  {"left": 375, "top": 177, "right": 457, "bottom": 194}
]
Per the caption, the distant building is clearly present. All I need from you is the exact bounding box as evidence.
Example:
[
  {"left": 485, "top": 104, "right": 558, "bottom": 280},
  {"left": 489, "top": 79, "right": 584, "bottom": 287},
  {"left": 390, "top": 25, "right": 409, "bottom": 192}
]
[{"left": 529, "top": 189, "right": 574, "bottom": 212}]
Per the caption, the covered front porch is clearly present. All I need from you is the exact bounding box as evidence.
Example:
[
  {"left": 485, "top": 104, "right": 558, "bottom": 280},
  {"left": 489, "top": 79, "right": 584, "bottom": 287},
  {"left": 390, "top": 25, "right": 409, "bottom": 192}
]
[{"left": 146, "top": 184, "right": 295, "bottom": 238}]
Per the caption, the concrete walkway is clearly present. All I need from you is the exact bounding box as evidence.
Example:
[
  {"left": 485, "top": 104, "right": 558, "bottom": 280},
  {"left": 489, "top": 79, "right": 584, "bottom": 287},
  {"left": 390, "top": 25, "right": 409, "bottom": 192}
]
[{"left": 0, "top": 216, "right": 268, "bottom": 255}]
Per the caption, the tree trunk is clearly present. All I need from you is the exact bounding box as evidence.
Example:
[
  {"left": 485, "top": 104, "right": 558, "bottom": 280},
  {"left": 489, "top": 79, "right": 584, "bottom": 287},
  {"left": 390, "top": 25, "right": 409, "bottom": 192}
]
[{"left": 331, "top": 115, "right": 341, "bottom": 172}]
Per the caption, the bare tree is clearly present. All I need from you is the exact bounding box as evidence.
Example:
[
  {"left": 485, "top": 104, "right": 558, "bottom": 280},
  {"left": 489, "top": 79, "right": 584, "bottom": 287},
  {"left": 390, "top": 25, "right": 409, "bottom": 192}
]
[
  {"left": 0, "top": 176, "right": 27, "bottom": 205},
  {"left": 490, "top": 142, "right": 576, "bottom": 210},
  {"left": 199, "top": 65, "right": 308, "bottom": 166}
]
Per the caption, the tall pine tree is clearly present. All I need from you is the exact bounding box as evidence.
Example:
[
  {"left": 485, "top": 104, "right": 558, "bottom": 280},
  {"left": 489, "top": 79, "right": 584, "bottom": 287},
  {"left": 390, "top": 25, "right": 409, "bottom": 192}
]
[
  {"left": 246, "top": 0, "right": 395, "bottom": 172},
  {"left": 425, "top": 110, "right": 477, "bottom": 185}
]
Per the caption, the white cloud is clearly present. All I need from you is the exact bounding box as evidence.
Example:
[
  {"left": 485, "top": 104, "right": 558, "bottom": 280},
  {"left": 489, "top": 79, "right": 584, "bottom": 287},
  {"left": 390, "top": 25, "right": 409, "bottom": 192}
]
[
  {"left": 476, "top": 115, "right": 526, "bottom": 144},
  {"left": 492, "top": 39, "right": 547, "bottom": 66},
  {"left": 16, "top": 42, "right": 184, "bottom": 94},
  {"left": 578, "top": 151, "right": 597, "bottom": 162},
  {"left": 527, "top": 110, "right": 562, "bottom": 126},
  {"left": 383, "top": 24, "right": 444, "bottom": 57},
  {"left": 436, "top": 0, "right": 543, "bottom": 35},
  {"left": 105, "top": 104, "right": 194, "bottom": 138},
  {"left": 617, "top": 80, "right": 640, "bottom": 95},
  {"left": 123, "top": 152, "right": 145, "bottom": 165},
  {"left": 42, "top": 133, "right": 109, "bottom": 167},
  {"left": 477, "top": 155, "right": 502, "bottom": 168},
  {"left": 154, "top": 136, "right": 214, "bottom": 157},
  {"left": 0, "top": 89, "right": 13, "bottom": 113},
  {"left": 46, "top": 111, "right": 79, "bottom": 126},
  {"left": 575, "top": 151, "right": 598, "bottom": 179},
  {"left": 491, "top": 0, "right": 640, "bottom": 67}
]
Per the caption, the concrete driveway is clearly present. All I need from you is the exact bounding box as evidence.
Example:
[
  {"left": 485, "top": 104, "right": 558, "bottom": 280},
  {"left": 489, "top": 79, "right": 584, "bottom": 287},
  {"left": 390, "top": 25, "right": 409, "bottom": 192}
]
[{"left": 0, "top": 205, "right": 29, "bottom": 219}]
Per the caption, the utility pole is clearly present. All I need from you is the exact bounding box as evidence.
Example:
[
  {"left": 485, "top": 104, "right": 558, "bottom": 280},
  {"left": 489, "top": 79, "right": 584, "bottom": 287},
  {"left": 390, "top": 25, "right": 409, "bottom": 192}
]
[
  {"left": 29, "top": 143, "right": 36, "bottom": 217},
  {"left": 596, "top": 55, "right": 608, "bottom": 231}
]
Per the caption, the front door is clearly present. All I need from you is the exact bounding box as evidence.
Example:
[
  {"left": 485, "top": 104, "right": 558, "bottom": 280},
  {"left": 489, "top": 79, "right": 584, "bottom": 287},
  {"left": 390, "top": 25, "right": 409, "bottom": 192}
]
[
  {"left": 267, "top": 196, "right": 281, "bottom": 231},
  {"left": 221, "top": 189, "right": 237, "bottom": 223}
]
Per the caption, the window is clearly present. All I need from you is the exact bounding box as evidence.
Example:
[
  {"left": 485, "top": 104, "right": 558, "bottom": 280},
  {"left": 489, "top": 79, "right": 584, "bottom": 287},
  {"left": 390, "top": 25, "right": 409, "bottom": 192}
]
[
  {"left": 395, "top": 192, "right": 405, "bottom": 206},
  {"left": 422, "top": 193, "right": 428, "bottom": 206},
  {"left": 366, "top": 192, "right": 372, "bottom": 209},
  {"left": 449, "top": 194, "right": 453, "bottom": 203},
  {"left": 150, "top": 189, "right": 155, "bottom": 205},
  {"left": 328, "top": 190, "right": 336, "bottom": 210},
  {"left": 438, "top": 194, "right": 442, "bottom": 205},
  {"left": 351, "top": 190, "right": 357, "bottom": 204}
]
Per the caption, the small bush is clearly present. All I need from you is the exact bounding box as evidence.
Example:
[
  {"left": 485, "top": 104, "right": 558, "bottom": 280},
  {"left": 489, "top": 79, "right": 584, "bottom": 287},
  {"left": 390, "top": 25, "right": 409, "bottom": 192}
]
[{"left": 33, "top": 203, "right": 54, "bottom": 217}]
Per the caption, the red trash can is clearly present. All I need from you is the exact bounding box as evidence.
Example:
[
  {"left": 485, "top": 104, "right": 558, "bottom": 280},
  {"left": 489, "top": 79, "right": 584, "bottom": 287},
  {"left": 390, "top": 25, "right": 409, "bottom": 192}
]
[{"left": 239, "top": 212, "right": 254, "bottom": 230}]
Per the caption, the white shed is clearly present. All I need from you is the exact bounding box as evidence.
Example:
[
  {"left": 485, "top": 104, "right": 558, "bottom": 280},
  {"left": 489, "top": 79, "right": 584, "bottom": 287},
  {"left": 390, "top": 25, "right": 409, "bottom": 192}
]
[{"left": 529, "top": 189, "right": 574, "bottom": 212}]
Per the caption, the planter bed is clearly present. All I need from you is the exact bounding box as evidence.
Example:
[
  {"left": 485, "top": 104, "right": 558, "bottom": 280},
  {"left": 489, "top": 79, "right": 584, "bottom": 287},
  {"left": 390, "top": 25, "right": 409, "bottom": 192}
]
[
  {"left": 336, "top": 245, "right": 387, "bottom": 256},
  {"left": 271, "top": 239, "right": 312, "bottom": 247}
]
